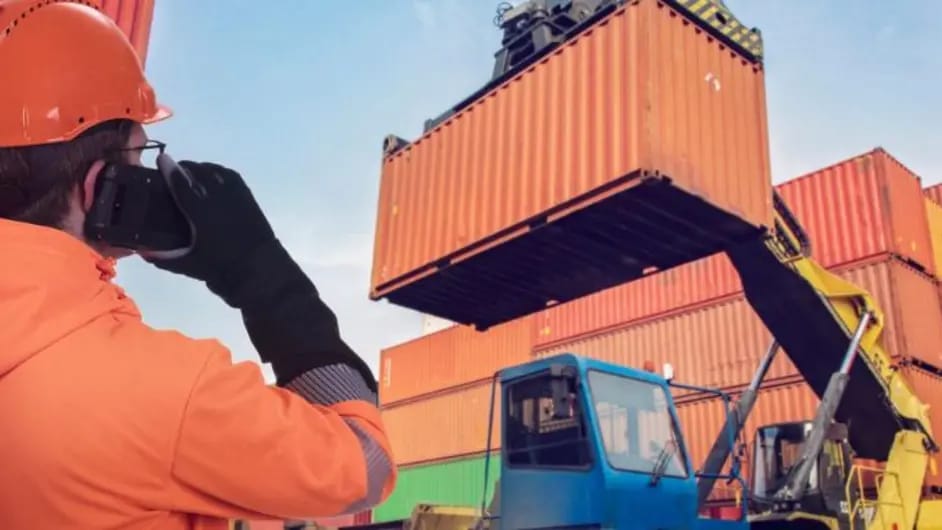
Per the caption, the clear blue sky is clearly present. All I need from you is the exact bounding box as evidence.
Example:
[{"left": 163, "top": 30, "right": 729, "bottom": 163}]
[{"left": 118, "top": 0, "right": 941, "bottom": 381}]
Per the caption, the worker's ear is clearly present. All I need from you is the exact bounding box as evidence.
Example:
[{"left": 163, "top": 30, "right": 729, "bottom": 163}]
[{"left": 81, "top": 160, "right": 107, "bottom": 212}]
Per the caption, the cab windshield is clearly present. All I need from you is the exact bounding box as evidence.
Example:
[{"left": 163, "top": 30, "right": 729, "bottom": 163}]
[{"left": 587, "top": 370, "right": 687, "bottom": 478}]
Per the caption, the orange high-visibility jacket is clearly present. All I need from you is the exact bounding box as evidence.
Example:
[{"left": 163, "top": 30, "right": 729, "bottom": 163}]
[{"left": 0, "top": 219, "right": 396, "bottom": 529}]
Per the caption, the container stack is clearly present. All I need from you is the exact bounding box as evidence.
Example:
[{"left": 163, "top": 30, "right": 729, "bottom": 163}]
[{"left": 371, "top": 147, "right": 942, "bottom": 522}]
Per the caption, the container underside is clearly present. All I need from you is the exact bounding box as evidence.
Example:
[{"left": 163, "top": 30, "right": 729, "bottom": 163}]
[{"left": 373, "top": 174, "right": 766, "bottom": 330}]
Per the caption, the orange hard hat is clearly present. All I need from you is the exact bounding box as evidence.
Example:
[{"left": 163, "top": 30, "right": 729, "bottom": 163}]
[{"left": 0, "top": 0, "right": 171, "bottom": 148}]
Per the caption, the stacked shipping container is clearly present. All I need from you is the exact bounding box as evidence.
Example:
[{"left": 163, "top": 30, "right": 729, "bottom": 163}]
[{"left": 371, "top": 147, "right": 942, "bottom": 522}]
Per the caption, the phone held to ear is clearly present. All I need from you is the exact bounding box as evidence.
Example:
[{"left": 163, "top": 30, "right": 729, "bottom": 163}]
[{"left": 83, "top": 163, "right": 193, "bottom": 253}]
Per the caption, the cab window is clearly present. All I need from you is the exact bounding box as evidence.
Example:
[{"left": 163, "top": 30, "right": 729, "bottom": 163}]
[{"left": 504, "top": 372, "right": 591, "bottom": 468}]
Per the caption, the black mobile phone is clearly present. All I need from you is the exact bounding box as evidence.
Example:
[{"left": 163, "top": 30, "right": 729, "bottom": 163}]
[{"left": 83, "top": 163, "right": 193, "bottom": 252}]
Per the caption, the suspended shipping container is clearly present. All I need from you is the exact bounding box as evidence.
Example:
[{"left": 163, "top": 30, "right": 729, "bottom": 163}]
[
  {"left": 537, "top": 256, "right": 942, "bottom": 389},
  {"left": 535, "top": 147, "right": 936, "bottom": 347},
  {"left": 777, "top": 148, "right": 934, "bottom": 276},
  {"left": 372, "top": 453, "right": 499, "bottom": 523},
  {"left": 380, "top": 317, "right": 533, "bottom": 405},
  {"left": 370, "top": 0, "right": 772, "bottom": 330},
  {"left": 99, "top": 0, "right": 156, "bottom": 65},
  {"left": 382, "top": 381, "right": 500, "bottom": 465}
]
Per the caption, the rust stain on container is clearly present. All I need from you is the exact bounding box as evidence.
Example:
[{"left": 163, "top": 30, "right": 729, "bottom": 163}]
[
  {"left": 99, "top": 0, "right": 156, "bottom": 65},
  {"left": 382, "top": 381, "right": 500, "bottom": 465},
  {"left": 380, "top": 317, "right": 533, "bottom": 406},
  {"left": 925, "top": 198, "right": 942, "bottom": 278},
  {"left": 777, "top": 148, "right": 934, "bottom": 275},
  {"left": 537, "top": 256, "right": 942, "bottom": 387},
  {"left": 371, "top": 0, "right": 772, "bottom": 329}
]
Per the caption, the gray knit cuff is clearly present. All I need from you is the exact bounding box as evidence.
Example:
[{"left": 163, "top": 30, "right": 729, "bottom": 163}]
[{"left": 284, "top": 363, "right": 378, "bottom": 406}]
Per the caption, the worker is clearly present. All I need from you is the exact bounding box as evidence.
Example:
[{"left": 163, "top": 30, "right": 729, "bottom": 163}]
[{"left": 0, "top": 1, "right": 396, "bottom": 529}]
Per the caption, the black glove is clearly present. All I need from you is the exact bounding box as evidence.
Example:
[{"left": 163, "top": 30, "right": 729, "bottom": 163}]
[{"left": 144, "top": 155, "right": 376, "bottom": 391}]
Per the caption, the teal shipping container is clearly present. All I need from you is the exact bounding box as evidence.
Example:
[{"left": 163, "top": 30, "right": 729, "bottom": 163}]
[{"left": 374, "top": 452, "right": 500, "bottom": 523}]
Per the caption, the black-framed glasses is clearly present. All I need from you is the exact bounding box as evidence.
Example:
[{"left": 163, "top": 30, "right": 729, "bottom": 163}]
[{"left": 110, "top": 139, "right": 167, "bottom": 167}]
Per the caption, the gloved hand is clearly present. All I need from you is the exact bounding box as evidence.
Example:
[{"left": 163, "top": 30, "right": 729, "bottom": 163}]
[
  {"left": 145, "top": 154, "right": 276, "bottom": 301},
  {"left": 145, "top": 155, "right": 377, "bottom": 391}
]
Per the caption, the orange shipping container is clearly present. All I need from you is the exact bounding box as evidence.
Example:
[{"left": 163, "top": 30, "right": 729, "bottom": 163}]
[
  {"left": 534, "top": 253, "right": 740, "bottom": 347},
  {"left": 99, "top": 0, "right": 156, "bottom": 65},
  {"left": 537, "top": 256, "right": 942, "bottom": 388},
  {"left": 777, "top": 148, "right": 934, "bottom": 276},
  {"left": 370, "top": 0, "right": 772, "bottom": 330},
  {"left": 535, "top": 148, "right": 936, "bottom": 347},
  {"left": 382, "top": 381, "right": 500, "bottom": 466},
  {"left": 679, "top": 364, "right": 942, "bottom": 494},
  {"left": 926, "top": 183, "right": 942, "bottom": 207},
  {"left": 677, "top": 381, "right": 818, "bottom": 475},
  {"left": 382, "top": 361, "right": 942, "bottom": 474},
  {"left": 896, "top": 362, "right": 942, "bottom": 489},
  {"left": 380, "top": 317, "right": 533, "bottom": 405},
  {"left": 925, "top": 198, "right": 942, "bottom": 278},
  {"left": 538, "top": 294, "right": 787, "bottom": 392}
]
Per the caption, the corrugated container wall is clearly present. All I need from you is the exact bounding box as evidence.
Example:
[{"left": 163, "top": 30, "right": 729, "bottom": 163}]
[
  {"left": 535, "top": 147, "right": 935, "bottom": 348},
  {"left": 370, "top": 0, "right": 772, "bottom": 329},
  {"left": 100, "top": 0, "right": 156, "bottom": 65},
  {"left": 539, "top": 294, "right": 787, "bottom": 392},
  {"left": 677, "top": 363, "right": 942, "bottom": 498},
  {"left": 534, "top": 253, "right": 740, "bottom": 347},
  {"left": 537, "top": 257, "right": 942, "bottom": 389},
  {"left": 777, "top": 148, "right": 934, "bottom": 276},
  {"left": 896, "top": 363, "right": 942, "bottom": 489},
  {"left": 677, "top": 381, "right": 816, "bottom": 473},
  {"left": 925, "top": 183, "right": 942, "bottom": 207},
  {"left": 924, "top": 198, "right": 942, "bottom": 278},
  {"left": 382, "top": 381, "right": 500, "bottom": 465},
  {"left": 380, "top": 317, "right": 532, "bottom": 405},
  {"left": 373, "top": 453, "right": 499, "bottom": 523}
]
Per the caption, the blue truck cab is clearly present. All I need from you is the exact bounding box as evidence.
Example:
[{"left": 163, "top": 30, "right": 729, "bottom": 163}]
[{"left": 488, "top": 353, "right": 749, "bottom": 530}]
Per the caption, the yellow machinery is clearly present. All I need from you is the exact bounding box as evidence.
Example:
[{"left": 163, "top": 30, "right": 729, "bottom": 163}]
[
  {"left": 245, "top": 1, "right": 942, "bottom": 529},
  {"left": 364, "top": 0, "right": 942, "bottom": 528}
]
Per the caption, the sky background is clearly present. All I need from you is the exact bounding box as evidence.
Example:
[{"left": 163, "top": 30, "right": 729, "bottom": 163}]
[{"left": 118, "top": 0, "right": 941, "bottom": 382}]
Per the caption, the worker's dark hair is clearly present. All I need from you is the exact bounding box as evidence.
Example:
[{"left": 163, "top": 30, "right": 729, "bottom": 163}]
[{"left": 0, "top": 119, "right": 135, "bottom": 228}]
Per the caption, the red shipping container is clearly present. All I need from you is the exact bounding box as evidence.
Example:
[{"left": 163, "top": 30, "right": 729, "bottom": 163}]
[
  {"left": 537, "top": 256, "right": 942, "bottom": 388},
  {"left": 99, "top": 0, "right": 156, "bottom": 65},
  {"left": 777, "top": 148, "right": 934, "bottom": 276},
  {"left": 380, "top": 317, "right": 533, "bottom": 405},
  {"left": 535, "top": 148, "right": 936, "bottom": 348},
  {"left": 370, "top": 0, "right": 772, "bottom": 330}
]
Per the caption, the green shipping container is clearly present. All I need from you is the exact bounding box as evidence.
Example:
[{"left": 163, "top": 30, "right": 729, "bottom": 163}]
[{"left": 374, "top": 452, "right": 500, "bottom": 523}]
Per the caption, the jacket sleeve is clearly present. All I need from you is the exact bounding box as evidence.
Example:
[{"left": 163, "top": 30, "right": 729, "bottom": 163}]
[{"left": 166, "top": 345, "right": 397, "bottom": 521}]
